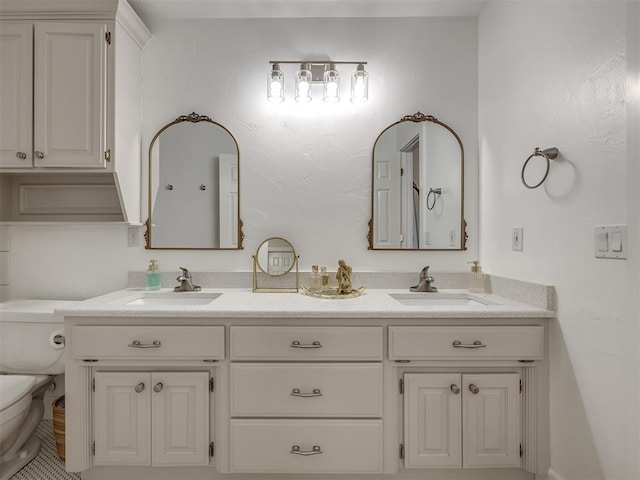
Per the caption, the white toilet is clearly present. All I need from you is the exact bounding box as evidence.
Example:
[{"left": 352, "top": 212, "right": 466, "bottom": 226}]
[{"left": 0, "top": 299, "right": 78, "bottom": 480}]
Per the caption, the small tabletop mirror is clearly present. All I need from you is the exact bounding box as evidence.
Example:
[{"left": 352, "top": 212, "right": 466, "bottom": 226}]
[{"left": 253, "top": 237, "right": 299, "bottom": 292}]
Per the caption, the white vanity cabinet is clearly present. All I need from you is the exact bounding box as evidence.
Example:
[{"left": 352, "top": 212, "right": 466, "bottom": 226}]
[
  {"left": 229, "top": 326, "right": 384, "bottom": 474},
  {"left": 65, "top": 323, "right": 223, "bottom": 473},
  {"left": 403, "top": 372, "right": 521, "bottom": 468},
  {"left": 390, "top": 325, "right": 545, "bottom": 474},
  {"left": 0, "top": 22, "right": 107, "bottom": 169},
  {"left": 93, "top": 371, "right": 210, "bottom": 466}
]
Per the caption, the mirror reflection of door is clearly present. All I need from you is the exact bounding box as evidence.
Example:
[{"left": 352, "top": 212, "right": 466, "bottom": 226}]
[{"left": 256, "top": 238, "right": 295, "bottom": 275}]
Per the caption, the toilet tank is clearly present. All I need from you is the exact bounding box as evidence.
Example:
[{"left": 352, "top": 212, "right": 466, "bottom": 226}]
[{"left": 0, "top": 300, "right": 79, "bottom": 375}]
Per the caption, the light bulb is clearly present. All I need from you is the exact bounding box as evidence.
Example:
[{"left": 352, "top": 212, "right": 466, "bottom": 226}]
[
  {"left": 267, "top": 63, "right": 284, "bottom": 103},
  {"left": 350, "top": 64, "right": 368, "bottom": 103},
  {"left": 323, "top": 64, "right": 340, "bottom": 103}
]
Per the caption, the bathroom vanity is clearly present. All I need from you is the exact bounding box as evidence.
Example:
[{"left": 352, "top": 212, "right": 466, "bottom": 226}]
[{"left": 58, "top": 286, "right": 553, "bottom": 480}]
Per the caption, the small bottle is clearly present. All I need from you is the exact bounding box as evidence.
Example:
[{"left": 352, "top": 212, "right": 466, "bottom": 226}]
[
  {"left": 146, "top": 259, "right": 161, "bottom": 291},
  {"left": 468, "top": 261, "right": 485, "bottom": 293},
  {"left": 309, "top": 265, "right": 322, "bottom": 292},
  {"left": 320, "top": 266, "right": 329, "bottom": 290}
]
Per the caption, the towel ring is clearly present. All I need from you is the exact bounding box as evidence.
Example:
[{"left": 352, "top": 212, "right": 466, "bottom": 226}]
[
  {"left": 521, "top": 147, "right": 559, "bottom": 189},
  {"left": 426, "top": 188, "right": 442, "bottom": 210}
]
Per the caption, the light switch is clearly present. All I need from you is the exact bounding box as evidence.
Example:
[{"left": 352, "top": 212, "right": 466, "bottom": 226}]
[
  {"left": 597, "top": 231, "right": 609, "bottom": 252},
  {"left": 594, "top": 224, "right": 627, "bottom": 259},
  {"left": 611, "top": 232, "right": 623, "bottom": 252}
]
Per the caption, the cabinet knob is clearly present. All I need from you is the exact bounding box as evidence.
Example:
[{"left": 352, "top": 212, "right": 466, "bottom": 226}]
[
  {"left": 450, "top": 384, "right": 461, "bottom": 395},
  {"left": 290, "top": 445, "right": 323, "bottom": 456},
  {"left": 468, "top": 384, "right": 480, "bottom": 394},
  {"left": 16, "top": 152, "right": 27, "bottom": 160},
  {"left": 153, "top": 382, "right": 164, "bottom": 393},
  {"left": 35, "top": 151, "right": 45, "bottom": 159},
  {"left": 134, "top": 382, "right": 145, "bottom": 393}
]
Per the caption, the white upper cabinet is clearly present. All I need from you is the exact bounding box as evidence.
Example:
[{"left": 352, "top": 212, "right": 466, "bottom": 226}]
[
  {"left": 0, "top": 24, "right": 33, "bottom": 167},
  {"left": 34, "top": 23, "right": 107, "bottom": 168}
]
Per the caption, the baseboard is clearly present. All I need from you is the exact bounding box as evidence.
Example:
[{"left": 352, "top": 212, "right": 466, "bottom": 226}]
[{"left": 547, "top": 468, "right": 567, "bottom": 480}]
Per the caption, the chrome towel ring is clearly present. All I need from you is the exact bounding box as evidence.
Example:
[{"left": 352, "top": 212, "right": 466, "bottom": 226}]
[
  {"left": 521, "top": 147, "right": 559, "bottom": 189},
  {"left": 426, "top": 187, "right": 442, "bottom": 210}
]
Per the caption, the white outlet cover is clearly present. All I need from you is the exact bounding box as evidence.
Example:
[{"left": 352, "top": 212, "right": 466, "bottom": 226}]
[{"left": 594, "top": 225, "right": 627, "bottom": 259}]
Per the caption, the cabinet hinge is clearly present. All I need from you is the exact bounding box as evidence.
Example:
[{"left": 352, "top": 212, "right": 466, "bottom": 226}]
[
  {"left": 519, "top": 379, "right": 522, "bottom": 393},
  {"left": 92, "top": 441, "right": 96, "bottom": 455},
  {"left": 399, "top": 378, "right": 404, "bottom": 395},
  {"left": 105, "top": 31, "right": 111, "bottom": 44},
  {"left": 209, "top": 442, "right": 215, "bottom": 458},
  {"left": 400, "top": 167, "right": 404, "bottom": 176},
  {"left": 520, "top": 443, "right": 523, "bottom": 458},
  {"left": 209, "top": 378, "right": 214, "bottom": 393},
  {"left": 399, "top": 443, "right": 405, "bottom": 460},
  {"left": 92, "top": 378, "right": 95, "bottom": 392},
  {"left": 104, "top": 149, "right": 111, "bottom": 162}
]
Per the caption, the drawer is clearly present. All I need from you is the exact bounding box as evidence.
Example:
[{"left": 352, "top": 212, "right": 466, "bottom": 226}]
[
  {"left": 230, "top": 419, "right": 382, "bottom": 473},
  {"left": 231, "top": 363, "right": 382, "bottom": 417},
  {"left": 230, "top": 326, "right": 382, "bottom": 361},
  {"left": 72, "top": 326, "right": 224, "bottom": 360},
  {"left": 388, "top": 326, "right": 543, "bottom": 360}
]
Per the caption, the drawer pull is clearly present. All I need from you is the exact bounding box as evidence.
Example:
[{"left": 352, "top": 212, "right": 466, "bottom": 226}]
[
  {"left": 450, "top": 384, "right": 460, "bottom": 395},
  {"left": 290, "top": 445, "right": 323, "bottom": 456},
  {"left": 469, "top": 384, "right": 480, "bottom": 394},
  {"left": 290, "top": 340, "right": 323, "bottom": 349},
  {"left": 153, "top": 382, "right": 164, "bottom": 393},
  {"left": 134, "top": 382, "right": 145, "bottom": 393},
  {"left": 452, "top": 340, "right": 486, "bottom": 348},
  {"left": 128, "top": 340, "right": 162, "bottom": 348},
  {"left": 16, "top": 152, "right": 27, "bottom": 160},
  {"left": 291, "top": 388, "right": 323, "bottom": 398}
]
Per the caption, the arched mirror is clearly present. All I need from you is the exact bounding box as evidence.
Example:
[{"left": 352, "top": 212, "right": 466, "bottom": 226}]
[
  {"left": 368, "top": 112, "right": 466, "bottom": 250},
  {"left": 253, "top": 237, "right": 299, "bottom": 292},
  {"left": 145, "top": 112, "right": 243, "bottom": 249}
]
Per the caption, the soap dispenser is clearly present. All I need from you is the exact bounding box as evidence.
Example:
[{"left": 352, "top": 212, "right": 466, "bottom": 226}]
[
  {"left": 467, "top": 261, "right": 485, "bottom": 293},
  {"left": 146, "top": 259, "right": 161, "bottom": 291}
]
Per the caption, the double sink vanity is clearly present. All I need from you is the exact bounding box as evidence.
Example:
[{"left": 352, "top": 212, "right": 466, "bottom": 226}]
[{"left": 58, "top": 278, "right": 554, "bottom": 480}]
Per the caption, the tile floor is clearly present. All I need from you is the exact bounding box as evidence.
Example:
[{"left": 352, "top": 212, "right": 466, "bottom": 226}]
[{"left": 9, "top": 420, "right": 80, "bottom": 480}]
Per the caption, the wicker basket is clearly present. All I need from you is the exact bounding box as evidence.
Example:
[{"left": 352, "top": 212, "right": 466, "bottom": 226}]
[{"left": 52, "top": 395, "right": 66, "bottom": 461}]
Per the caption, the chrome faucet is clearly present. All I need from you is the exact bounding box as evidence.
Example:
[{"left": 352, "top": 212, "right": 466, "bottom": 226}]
[
  {"left": 410, "top": 266, "right": 438, "bottom": 292},
  {"left": 174, "top": 267, "right": 201, "bottom": 292}
]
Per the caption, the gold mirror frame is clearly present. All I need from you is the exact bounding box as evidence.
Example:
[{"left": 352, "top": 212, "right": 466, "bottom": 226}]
[
  {"left": 145, "top": 112, "right": 244, "bottom": 250},
  {"left": 252, "top": 237, "right": 300, "bottom": 292},
  {"left": 368, "top": 111, "right": 467, "bottom": 251}
]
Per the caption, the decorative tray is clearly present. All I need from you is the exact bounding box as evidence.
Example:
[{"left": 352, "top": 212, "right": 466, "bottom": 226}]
[{"left": 300, "top": 285, "right": 366, "bottom": 299}]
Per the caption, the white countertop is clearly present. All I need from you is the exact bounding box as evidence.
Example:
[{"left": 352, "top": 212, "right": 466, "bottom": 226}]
[{"left": 55, "top": 287, "right": 555, "bottom": 319}]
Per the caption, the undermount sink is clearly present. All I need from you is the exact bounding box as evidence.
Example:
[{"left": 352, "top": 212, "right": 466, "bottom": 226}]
[
  {"left": 389, "top": 293, "right": 496, "bottom": 307},
  {"left": 125, "top": 292, "right": 222, "bottom": 306}
]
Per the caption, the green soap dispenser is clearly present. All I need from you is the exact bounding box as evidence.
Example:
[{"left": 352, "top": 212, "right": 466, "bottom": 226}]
[
  {"left": 467, "top": 261, "right": 485, "bottom": 293},
  {"left": 146, "top": 259, "right": 161, "bottom": 291}
]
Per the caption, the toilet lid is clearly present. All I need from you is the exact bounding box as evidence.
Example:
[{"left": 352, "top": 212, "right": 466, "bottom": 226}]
[{"left": 0, "top": 375, "right": 36, "bottom": 410}]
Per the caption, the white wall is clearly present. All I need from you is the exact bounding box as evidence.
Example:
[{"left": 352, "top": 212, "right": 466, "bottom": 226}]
[
  {"left": 479, "top": 2, "right": 638, "bottom": 479},
  {"left": 9, "top": 16, "right": 479, "bottom": 299}
]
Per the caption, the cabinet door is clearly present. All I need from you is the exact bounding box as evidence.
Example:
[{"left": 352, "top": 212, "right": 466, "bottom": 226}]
[
  {"left": 463, "top": 373, "right": 520, "bottom": 468},
  {"left": 0, "top": 24, "right": 33, "bottom": 167},
  {"left": 34, "top": 23, "right": 107, "bottom": 168},
  {"left": 403, "top": 373, "right": 462, "bottom": 468},
  {"left": 94, "top": 372, "right": 151, "bottom": 466},
  {"left": 151, "top": 372, "right": 210, "bottom": 466}
]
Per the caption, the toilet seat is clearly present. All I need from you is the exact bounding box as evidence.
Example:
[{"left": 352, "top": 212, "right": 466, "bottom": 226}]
[{"left": 0, "top": 376, "right": 36, "bottom": 411}]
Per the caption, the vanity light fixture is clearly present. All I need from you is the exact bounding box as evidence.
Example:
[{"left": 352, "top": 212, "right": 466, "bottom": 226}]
[{"left": 267, "top": 60, "right": 368, "bottom": 103}]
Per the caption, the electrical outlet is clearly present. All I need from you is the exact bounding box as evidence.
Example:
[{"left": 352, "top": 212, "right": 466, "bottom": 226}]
[
  {"left": 512, "top": 227, "right": 523, "bottom": 251},
  {"left": 128, "top": 227, "right": 140, "bottom": 247}
]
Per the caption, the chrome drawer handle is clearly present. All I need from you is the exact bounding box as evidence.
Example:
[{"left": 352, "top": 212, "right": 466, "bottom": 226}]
[
  {"left": 290, "top": 445, "right": 323, "bottom": 456},
  {"left": 291, "top": 388, "right": 323, "bottom": 398},
  {"left": 134, "top": 382, "right": 145, "bottom": 393},
  {"left": 452, "top": 340, "right": 486, "bottom": 348},
  {"left": 290, "top": 340, "right": 323, "bottom": 349},
  {"left": 128, "top": 340, "right": 162, "bottom": 348}
]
